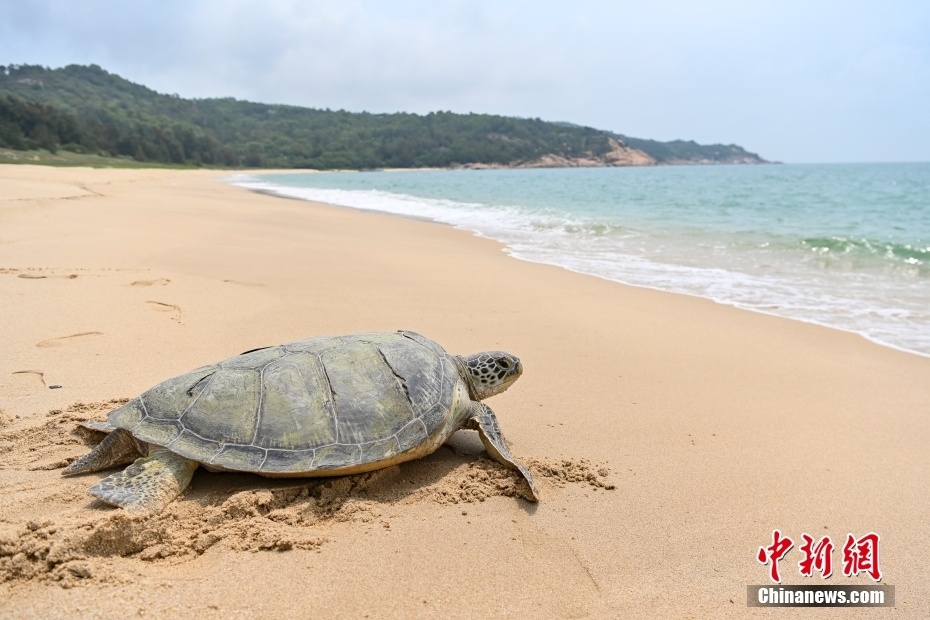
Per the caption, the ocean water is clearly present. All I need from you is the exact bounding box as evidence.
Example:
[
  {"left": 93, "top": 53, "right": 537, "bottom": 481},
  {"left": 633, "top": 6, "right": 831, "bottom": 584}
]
[{"left": 230, "top": 164, "right": 930, "bottom": 357}]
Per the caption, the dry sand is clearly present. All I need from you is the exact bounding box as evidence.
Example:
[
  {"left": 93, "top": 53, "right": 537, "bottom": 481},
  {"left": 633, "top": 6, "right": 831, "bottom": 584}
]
[{"left": 1, "top": 164, "right": 928, "bottom": 618}]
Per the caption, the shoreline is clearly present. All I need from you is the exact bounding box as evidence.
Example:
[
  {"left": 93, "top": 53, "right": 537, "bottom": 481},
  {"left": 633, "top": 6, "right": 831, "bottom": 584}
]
[
  {"left": 2, "top": 165, "right": 928, "bottom": 617},
  {"left": 233, "top": 171, "right": 930, "bottom": 361}
]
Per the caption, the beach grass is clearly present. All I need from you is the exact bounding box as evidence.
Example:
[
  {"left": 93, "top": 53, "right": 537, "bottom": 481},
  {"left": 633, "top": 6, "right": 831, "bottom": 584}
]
[{"left": 0, "top": 147, "right": 206, "bottom": 169}]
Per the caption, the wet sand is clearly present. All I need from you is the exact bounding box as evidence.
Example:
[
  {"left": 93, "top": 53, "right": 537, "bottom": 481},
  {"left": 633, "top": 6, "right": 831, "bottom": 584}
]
[{"left": 1, "top": 165, "right": 928, "bottom": 617}]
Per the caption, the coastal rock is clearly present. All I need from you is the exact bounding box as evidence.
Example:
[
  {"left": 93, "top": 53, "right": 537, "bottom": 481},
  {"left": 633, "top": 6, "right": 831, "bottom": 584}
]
[{"left": 459, "top": 138, "right": 656, "bottom": 170}]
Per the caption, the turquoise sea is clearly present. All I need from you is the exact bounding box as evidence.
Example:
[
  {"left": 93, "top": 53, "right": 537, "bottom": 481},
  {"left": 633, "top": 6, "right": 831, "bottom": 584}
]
[{"left": 231, "top": 164, "right": 930, "bottom": 357}]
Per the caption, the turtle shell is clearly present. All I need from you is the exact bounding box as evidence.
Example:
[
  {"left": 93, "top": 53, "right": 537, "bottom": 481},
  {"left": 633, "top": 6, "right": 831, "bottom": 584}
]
[{"left": 108, "top": 331, "right": 466, "bottom": 474}]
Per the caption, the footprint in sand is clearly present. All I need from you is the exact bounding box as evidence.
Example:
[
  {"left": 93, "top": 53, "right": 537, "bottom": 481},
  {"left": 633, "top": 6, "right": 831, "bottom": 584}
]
[
  {"left": 16, "top": 273, "right": 77, "bottom": 280},
  {"left": 36, "top": 332, "right": 103, "bottom": 348},
  {"left": 11, "top": 370, "right": 47, "bottom": 387},
  {"left": 147, "top": 301, "right": 182, "bottom": 323},
  {"left": 8, "top": 267, "right": 77, "bottom": 280},
  {"left": 131, "top": 278, "right": 171, "bottom": 287}
]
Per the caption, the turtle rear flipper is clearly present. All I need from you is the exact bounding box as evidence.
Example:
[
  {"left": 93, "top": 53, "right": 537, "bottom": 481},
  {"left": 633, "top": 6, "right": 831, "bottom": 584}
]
[
  {"left": 89, "top": 448, "right": 198, "bottom": 513},
  {"left": 63, "top": 428, "right": 146, "bottom": 475},
  {"left": 466, "top": 403, "right": 540, "bottom": 501}
]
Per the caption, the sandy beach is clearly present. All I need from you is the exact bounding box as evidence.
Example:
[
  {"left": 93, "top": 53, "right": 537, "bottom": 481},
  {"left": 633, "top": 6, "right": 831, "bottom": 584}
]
[{"left": 1, "top": 164, "right": 928, "bottom": 618}]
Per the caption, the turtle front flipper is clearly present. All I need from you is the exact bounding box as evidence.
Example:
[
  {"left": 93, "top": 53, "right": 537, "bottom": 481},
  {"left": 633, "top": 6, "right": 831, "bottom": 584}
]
[
  {"left": 466, "top": 403, "right": 540, "bottom": 501},
  {"left": 89, "top": 448, "right": 198, "bottom": 513}
]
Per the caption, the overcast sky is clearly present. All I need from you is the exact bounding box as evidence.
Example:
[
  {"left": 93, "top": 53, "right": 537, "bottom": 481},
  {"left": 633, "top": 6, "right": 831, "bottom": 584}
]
[{"left": 2, "top": 0, "right": 928, "bottom": 163}]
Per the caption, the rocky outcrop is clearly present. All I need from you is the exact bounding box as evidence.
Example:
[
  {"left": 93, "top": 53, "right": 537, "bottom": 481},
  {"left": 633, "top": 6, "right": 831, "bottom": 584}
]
[
  {"left": 602, "top": 138, "right": 656, "bottom": 166},
  {"left": 458, "top": 138, "right": 656, "bottom": 170},
  {"left": 519, "top": 137, "right": 655, "bottom": 168}
]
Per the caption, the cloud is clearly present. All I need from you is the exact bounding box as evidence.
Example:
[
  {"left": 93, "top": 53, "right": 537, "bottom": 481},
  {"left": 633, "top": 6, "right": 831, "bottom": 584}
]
[
  {"left": 165, "top": 1, "right": 579, "bottom": 113},
  {"left": 1, "top": 0, "right": 929, "bottom": 161}
]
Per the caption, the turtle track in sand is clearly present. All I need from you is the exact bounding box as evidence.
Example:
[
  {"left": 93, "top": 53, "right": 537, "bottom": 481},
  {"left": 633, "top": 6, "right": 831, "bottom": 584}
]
[
  {"left": 35, "top": 332, "right": 104, "bottom": 348},
  {"left": 0, "top": 400, "right": 615, "bottom": 588},
  {"left": 144, "top": 300, "right": 182, "bottom": 323}
]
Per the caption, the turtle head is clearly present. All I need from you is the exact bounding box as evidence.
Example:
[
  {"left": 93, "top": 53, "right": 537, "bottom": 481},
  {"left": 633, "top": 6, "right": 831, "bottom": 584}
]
[{"left": 458, "top": 351, "right": 523, "bottom": 400}]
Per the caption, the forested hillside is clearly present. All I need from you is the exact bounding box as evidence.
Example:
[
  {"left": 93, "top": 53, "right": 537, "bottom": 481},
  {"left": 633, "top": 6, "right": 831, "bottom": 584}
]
[
  {"left": 0, "top": 64, "right": 768, "bottom": 169},
  {"left": 619, "top": 135, "right": 766, "bottom": 165}
]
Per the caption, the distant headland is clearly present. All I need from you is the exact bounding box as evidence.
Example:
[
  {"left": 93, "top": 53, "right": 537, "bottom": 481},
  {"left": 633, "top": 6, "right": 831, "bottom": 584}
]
[{"left": 0, "top": 64, "right": 769, "bottom": 169}]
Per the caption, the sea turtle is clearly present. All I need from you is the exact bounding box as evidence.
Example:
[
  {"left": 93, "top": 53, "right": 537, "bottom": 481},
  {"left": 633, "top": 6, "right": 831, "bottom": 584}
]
[{"left": 64, "top": 330, "right": 538, "bottom": 512}]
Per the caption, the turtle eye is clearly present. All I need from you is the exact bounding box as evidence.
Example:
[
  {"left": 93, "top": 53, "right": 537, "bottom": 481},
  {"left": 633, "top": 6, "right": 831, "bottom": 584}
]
[{"left": 498, "top": 359, "right": 511, "bottom": 369}]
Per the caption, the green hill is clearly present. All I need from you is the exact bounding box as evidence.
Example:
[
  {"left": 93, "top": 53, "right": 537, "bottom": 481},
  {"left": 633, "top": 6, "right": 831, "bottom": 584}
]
[
  {"left": 618, "top": 135, "right": 767, "bottom": 165},
  {"left": 0, "top": 64, "right": 768, "bottom": 169}
]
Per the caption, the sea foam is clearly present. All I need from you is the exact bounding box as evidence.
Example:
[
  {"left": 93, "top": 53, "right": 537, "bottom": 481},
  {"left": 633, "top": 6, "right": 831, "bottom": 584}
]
[{"left": 230, "top": 165, "right": 930, "bottom": 357}]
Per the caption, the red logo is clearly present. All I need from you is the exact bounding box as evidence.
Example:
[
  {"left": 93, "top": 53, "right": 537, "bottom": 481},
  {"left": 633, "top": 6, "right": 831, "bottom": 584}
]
[
  {"left": 799, "top": 534, "right": 834, "bottom": 578},
  {"left": 842, "top": 532, "right": 882, "bottom": 581},
  {"left": 758, "top": 530, "right": 882, "bottom": 583},
  {"left": 757, "top": 530, "right": 794, "bottom": 583}
]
